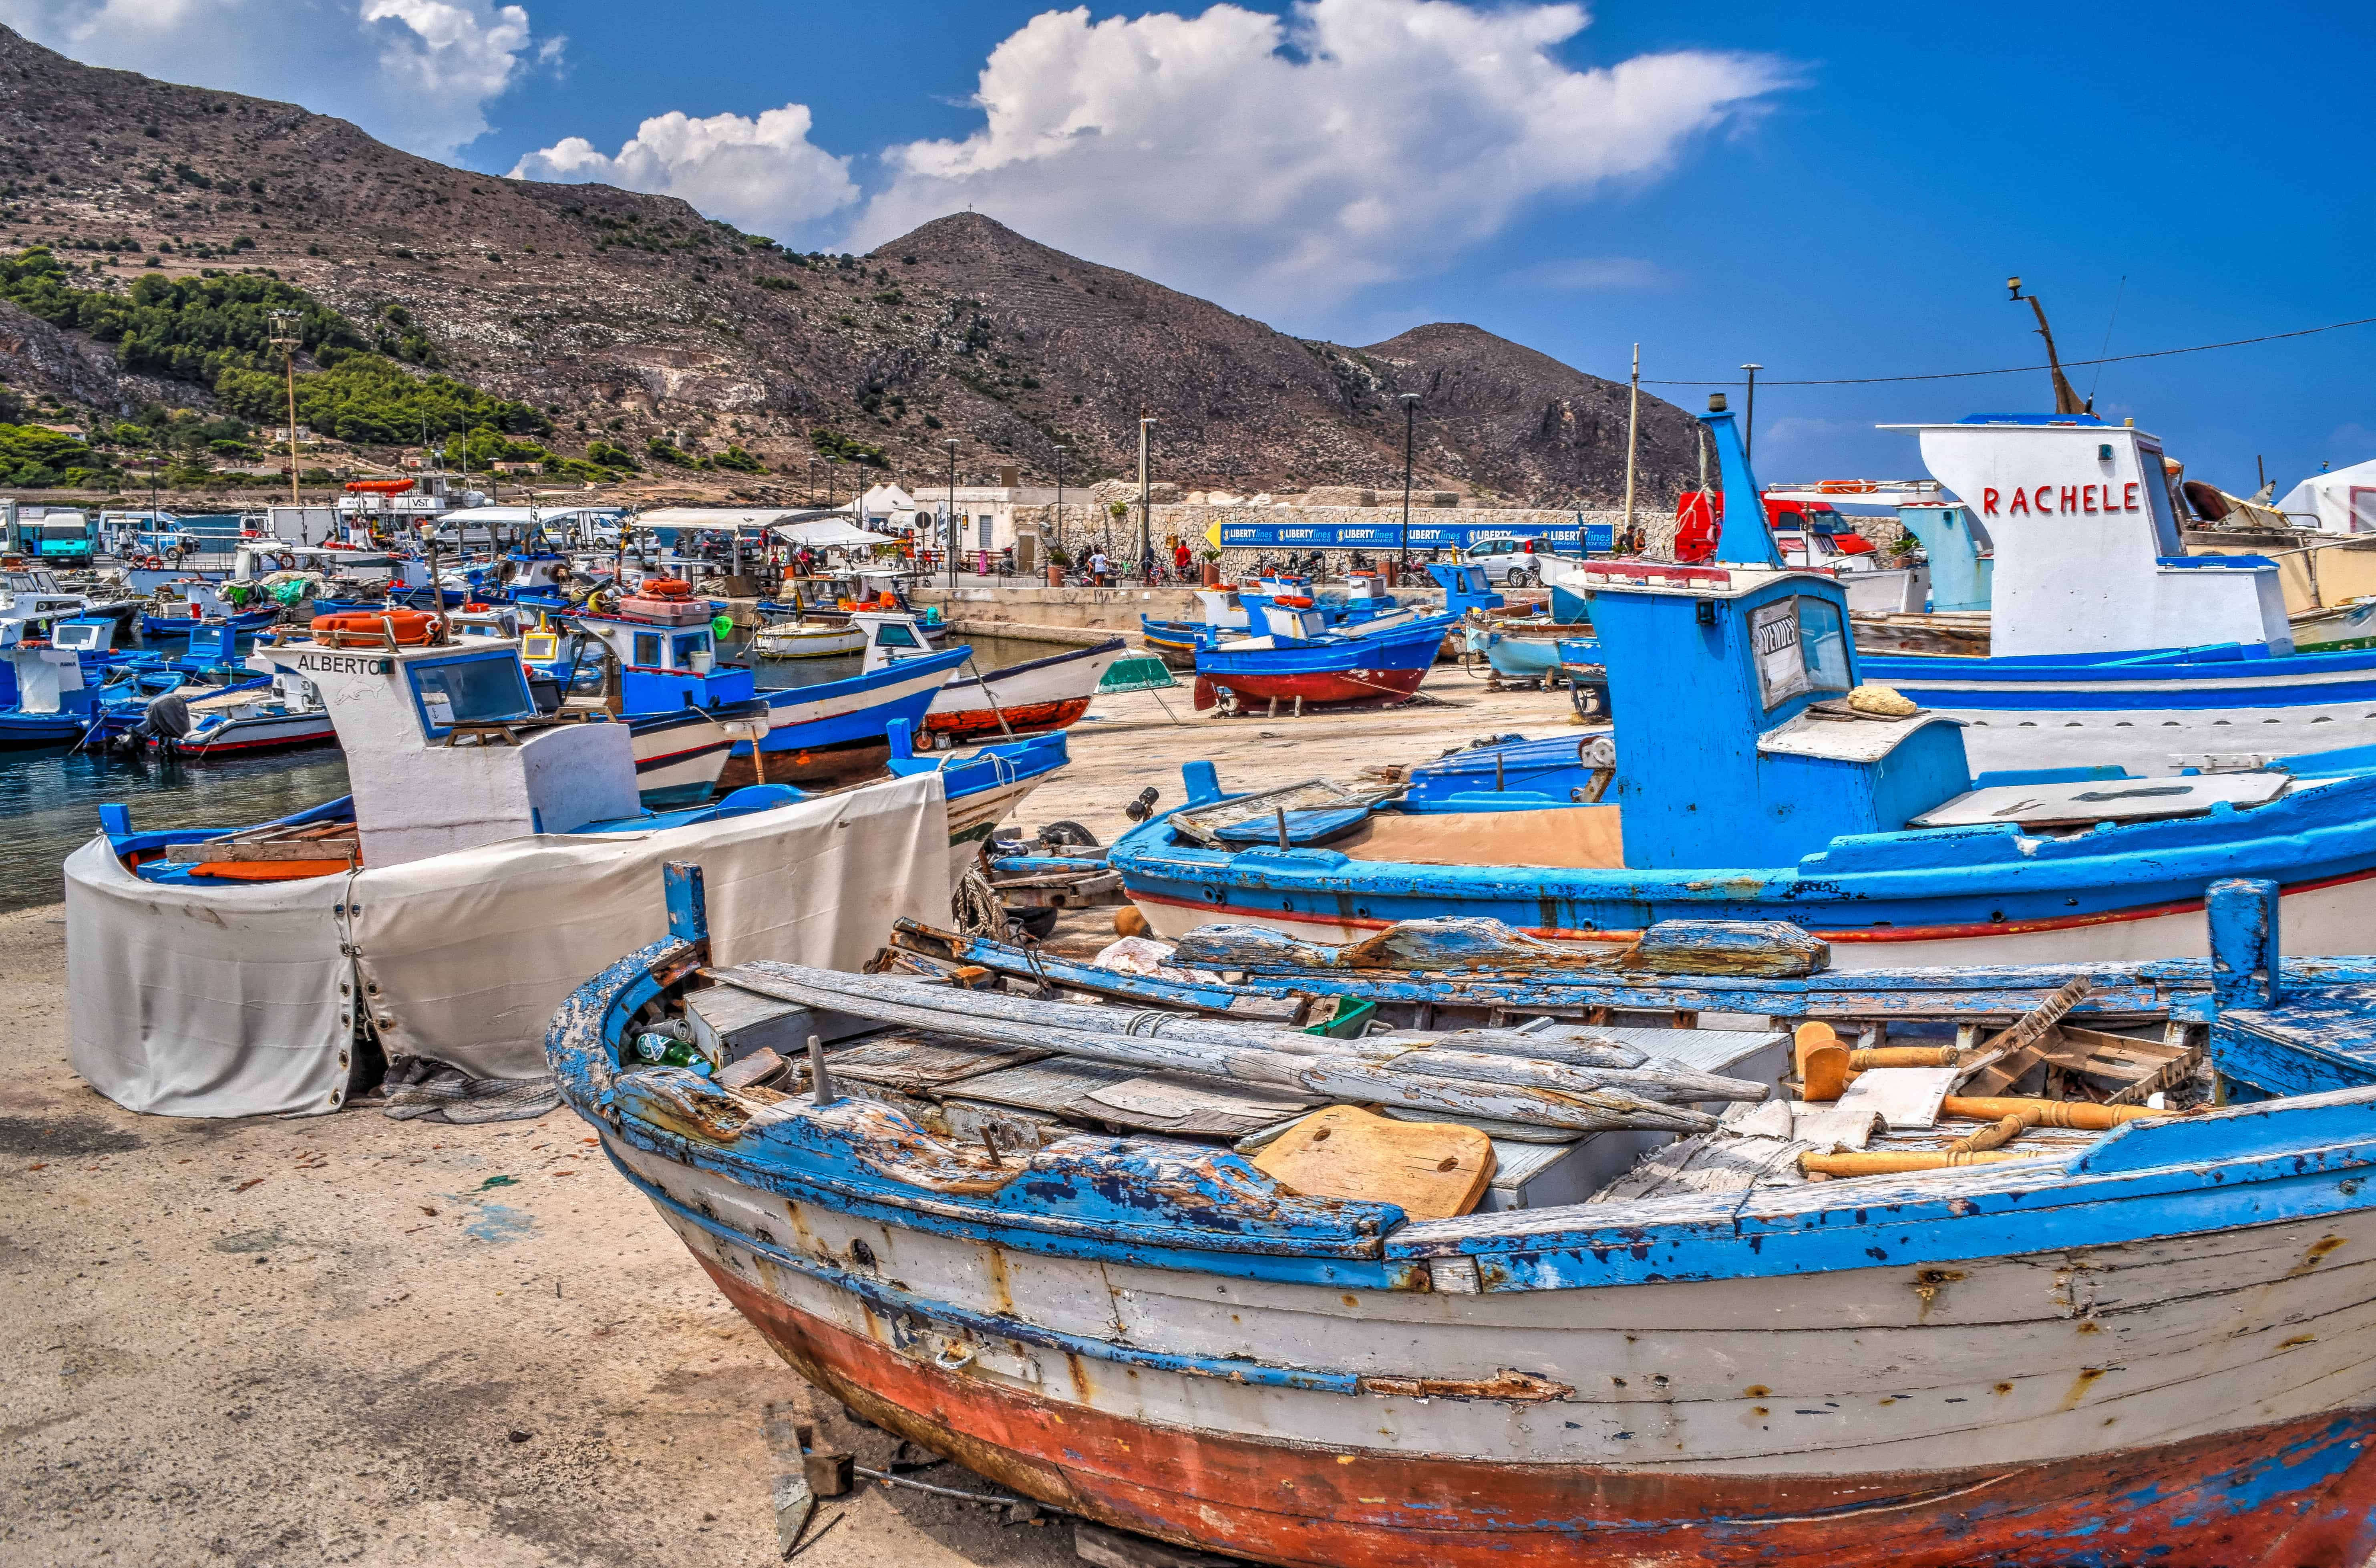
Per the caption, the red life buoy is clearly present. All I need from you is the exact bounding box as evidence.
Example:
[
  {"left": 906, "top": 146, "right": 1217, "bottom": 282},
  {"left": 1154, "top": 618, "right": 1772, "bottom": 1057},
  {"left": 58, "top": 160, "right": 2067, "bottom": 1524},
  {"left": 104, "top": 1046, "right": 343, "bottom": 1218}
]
[
  {"left": 141, "top": 554, "right": 163, "bottom": 570},
  {"left": 463, "top": 601, "right": 491, "bottom": 612},
  {"left": 1273, "top": 594, "right": 1315, "bottom": 608},
  {"left": 641, "top": 578, "right": 693, "bottom": 598}
]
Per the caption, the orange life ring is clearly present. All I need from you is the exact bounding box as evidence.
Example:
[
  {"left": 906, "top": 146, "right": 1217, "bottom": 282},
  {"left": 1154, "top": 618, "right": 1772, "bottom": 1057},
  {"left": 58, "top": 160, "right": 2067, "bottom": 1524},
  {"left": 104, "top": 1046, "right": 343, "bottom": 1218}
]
[
  {"left": 642, "top": 578, "right": 693, "bottom": 598},
  {"left": 141, "top": 554, "right": 163, "bottom": 570},
  {"left": 312, "top": 608, "right": 437, "bottom": 645},
  {"left": 1815, "top": 479, "right": 1880, "bottom": 495},
  {"left": 463, "top": 601, "right": 491, "bottom": 612},
  {"left": 1273, "top": 594, "right": 1314, "bottom": 608}
]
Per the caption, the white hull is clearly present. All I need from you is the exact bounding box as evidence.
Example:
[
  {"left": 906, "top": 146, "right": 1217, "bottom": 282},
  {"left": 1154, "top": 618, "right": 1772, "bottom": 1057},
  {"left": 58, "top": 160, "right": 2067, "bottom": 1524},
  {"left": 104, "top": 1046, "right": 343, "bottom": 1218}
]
[
  {"left": 930, "top": 643, "right": 1127, "bottom": 717},
  {"left": 1941, "top": 700, "right": 2376, "bottom": 773},
  {"left": 175, "top": 710, "right": 336, "bottom": 754},
  {"left": 1130, "top": 872, "right": 2376, "bottom": 966},
  {"left": 753, "top": 622, "right": 866, "bottom": 659},
  {"left": 610, "top": 1135, "right": 2376, "bottom": 1481}
]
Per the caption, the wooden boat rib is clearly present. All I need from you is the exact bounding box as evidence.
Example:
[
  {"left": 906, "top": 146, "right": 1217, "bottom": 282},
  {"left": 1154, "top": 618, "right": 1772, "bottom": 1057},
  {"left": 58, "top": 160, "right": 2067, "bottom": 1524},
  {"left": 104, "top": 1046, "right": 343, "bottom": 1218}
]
[{"left": 550, "top": 869, "right": 2376, "bottom": 1567}]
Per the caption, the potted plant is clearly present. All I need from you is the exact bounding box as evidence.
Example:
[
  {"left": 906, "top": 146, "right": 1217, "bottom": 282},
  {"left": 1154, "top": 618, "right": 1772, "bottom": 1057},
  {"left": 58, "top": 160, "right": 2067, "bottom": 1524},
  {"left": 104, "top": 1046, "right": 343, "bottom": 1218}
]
[
  {"left": 1199, "top": 546, "right": 1223, "bottom": 587},
  {"left": 1046, "top": 545, "right": 1072, "bottom": 586}
]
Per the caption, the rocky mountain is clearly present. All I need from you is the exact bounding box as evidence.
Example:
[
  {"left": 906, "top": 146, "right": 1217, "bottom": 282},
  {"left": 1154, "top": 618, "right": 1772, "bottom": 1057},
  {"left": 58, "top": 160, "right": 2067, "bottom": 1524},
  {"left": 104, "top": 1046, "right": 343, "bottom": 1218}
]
[{"left": 0, "top": 23, "right": 1699, "bottom": 505}]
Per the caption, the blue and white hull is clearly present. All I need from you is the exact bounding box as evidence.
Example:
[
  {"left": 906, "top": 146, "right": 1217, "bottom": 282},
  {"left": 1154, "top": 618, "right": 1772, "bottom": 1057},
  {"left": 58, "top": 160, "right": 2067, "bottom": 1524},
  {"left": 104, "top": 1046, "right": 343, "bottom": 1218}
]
[{"left": 1863, "top": 648, "right": 2376, "bottom": 772}]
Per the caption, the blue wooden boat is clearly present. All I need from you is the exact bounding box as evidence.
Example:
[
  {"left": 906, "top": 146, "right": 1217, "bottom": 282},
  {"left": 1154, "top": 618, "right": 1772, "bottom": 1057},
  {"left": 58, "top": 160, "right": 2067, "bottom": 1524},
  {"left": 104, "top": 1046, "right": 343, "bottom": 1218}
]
[
  {"left": 141, "top": 604, "right": 279, "bottom": 637},
  {"left": 547, "top": 863, "right": 2376, "bottom": 1568},
  {"left": 1193, "top": 610, "right": 1459, "bottom": 713},
  {"left": 0, "top": 617, "right": 151, "bottom": 746},
  {"left": 571, "top": 596, "right": 974, "bottom": 794},
  {"left": 1111, "top": 408, "right": 2376, "bottom": 968}
]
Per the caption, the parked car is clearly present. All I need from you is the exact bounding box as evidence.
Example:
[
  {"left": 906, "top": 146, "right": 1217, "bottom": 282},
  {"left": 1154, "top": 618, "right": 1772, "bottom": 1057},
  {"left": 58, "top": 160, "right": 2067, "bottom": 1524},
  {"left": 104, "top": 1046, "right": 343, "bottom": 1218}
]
[{"left": 1459, "top": 535, "right": 1575, "bottom": 586}]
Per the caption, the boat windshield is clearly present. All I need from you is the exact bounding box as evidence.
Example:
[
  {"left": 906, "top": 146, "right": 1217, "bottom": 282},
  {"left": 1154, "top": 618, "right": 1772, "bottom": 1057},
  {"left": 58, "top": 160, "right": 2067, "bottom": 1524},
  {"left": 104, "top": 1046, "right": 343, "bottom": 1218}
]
[
  {"left": 406, "top": 653, "right": 536, "bottom": 736},
  {"left": 1750, "top": 594, "right": 1854, "bottom": 711}
]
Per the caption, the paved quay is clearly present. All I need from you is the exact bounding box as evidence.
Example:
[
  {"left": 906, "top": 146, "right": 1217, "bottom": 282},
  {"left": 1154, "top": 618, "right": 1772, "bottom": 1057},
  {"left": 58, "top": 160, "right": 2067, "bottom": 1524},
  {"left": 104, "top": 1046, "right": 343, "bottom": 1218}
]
[{"left": 0, "top": 664, "right": 1581, "bottom": 1567}]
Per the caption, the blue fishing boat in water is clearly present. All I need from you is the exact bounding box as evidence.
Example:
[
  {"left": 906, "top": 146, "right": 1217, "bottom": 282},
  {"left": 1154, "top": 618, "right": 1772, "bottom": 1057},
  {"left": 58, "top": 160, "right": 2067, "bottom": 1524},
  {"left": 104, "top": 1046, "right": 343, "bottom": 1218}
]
[
  {"left": 569, "top": 586, "right": 973, "bottom": 797},
  {"left": 548, "top": 859, "right": 2376, "bottom": 1568}
]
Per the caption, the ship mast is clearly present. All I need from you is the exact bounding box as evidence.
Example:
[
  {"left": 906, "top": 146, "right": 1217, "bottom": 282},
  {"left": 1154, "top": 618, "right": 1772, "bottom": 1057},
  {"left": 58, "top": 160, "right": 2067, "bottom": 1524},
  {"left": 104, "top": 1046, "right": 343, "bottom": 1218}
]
[{"left": 2006, "top": 277, "right": 2088, "bottom": 416}]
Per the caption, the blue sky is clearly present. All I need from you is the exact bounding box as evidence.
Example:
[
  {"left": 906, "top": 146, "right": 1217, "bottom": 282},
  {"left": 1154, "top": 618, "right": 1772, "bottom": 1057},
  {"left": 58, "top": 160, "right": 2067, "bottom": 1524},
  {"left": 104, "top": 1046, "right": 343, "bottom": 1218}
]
[{"left": 8, "top": 0, "right": 2368, "bottom": 493}]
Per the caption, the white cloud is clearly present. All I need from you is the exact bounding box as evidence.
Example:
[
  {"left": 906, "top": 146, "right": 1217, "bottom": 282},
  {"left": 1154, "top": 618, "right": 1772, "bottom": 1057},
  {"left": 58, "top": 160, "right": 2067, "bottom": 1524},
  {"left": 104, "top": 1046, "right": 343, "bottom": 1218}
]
[
  {"left": 1509, "top": 256, "right": 1668, "bottom": 290},
  {"left": 510, "top": 105, "right": 857, "bottom": 236},
  {"left": 0, "top": 0, "right": 551, "bottom": 159},
  {"left": 853, "top": 0, "right": 1791, "bottom": 312}
]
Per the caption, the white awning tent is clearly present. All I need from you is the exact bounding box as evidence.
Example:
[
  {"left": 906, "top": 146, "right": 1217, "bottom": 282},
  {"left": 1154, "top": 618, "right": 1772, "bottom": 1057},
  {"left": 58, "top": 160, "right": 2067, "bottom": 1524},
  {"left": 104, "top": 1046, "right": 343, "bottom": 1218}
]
[
  {"left": 2276, "top": 459, "right": 2376, "bottom": 535},
  {"left": 860, "top": 483, "right": 915, "bottom": 519},
  {"left": 773, "top": 518, "right": 894, "bottom": 548}
]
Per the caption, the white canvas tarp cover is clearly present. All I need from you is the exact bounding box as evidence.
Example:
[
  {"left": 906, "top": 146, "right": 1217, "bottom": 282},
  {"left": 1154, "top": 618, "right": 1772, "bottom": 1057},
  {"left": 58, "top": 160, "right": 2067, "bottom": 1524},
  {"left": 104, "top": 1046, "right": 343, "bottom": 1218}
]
[
  {"left": 2277, "top": 457, "right": 2376, "bottom": 535},
  {"left": 773, "top": 518, "right": 891, "bottom": 548},
  {"left": 66, "top": 773, "right": 950, "bottom": 1118}
]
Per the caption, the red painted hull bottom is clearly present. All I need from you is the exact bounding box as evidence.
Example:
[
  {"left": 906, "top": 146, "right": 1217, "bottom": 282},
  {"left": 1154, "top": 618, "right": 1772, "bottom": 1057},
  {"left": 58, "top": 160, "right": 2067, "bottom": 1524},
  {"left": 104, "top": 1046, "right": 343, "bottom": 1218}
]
[
  {"left": 706, "top": 1266, "right": 2376, "bottom": 1568},
  {"left": 1193, "top": 668, "right": 1427, "bottom": 712},
  {"left": 923, "top": 695, "right": 1090, "bottom": 741}
]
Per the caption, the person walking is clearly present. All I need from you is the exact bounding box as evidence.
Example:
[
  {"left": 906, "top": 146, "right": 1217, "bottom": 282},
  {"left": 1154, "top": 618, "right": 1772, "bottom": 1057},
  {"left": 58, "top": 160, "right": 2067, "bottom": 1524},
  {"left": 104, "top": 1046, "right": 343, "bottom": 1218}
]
[
  {"left": 1172, "top": 537, "right": 1193, "bottom": 579},
  {"left": 1088, "top": 546, "right": 1110, "bottom": 586}
]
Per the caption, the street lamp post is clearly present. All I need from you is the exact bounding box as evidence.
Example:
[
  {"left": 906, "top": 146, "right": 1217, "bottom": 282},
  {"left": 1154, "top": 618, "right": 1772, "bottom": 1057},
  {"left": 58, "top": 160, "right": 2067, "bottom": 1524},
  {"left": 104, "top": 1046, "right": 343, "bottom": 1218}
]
[
  {"left": 945, "top": 438, "right": 960, "bottom": 590},
  {"left": 1136, "top": 413, "right": 1156, "bottom": 582},
  {"left": 1396, "top": 392, "right": 1420, "bottom": 580},
  {"left": 1052, "top": 437, "right": 1068, "bottom": 576}
]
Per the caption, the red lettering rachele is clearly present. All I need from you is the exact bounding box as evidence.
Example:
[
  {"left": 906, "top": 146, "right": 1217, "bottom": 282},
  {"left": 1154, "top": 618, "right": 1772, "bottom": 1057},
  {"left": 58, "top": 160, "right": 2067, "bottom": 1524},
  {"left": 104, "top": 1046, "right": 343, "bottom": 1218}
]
[
  {"left": 1982, "top": 487, "right": 2001, "bottom": 516},
  {"left": 2033, "top": 486, "right": 2054, "bottom": 514},
  {"left": 2009, "top": 487, "right": 2032, "bottom": 516},
  {"left": 2124, "top": 482, "right": 2140, "bottom": 511},
  {"left": 2058, "top": 485, "right": 2079, "bottom": 513},
  {"left": 2082, "top": 485, "right": 2099, "bottom": 513}
]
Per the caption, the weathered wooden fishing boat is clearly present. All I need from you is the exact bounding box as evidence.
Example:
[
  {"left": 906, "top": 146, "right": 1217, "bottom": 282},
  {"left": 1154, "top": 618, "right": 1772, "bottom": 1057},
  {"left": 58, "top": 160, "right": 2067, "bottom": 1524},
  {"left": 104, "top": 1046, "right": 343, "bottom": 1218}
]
[
  {"left": 553, "top": 870, "right": 2376, "bottom": 1566},
  {"left": 1113, "top": 515, "right": 2376, "bottom": 965}
]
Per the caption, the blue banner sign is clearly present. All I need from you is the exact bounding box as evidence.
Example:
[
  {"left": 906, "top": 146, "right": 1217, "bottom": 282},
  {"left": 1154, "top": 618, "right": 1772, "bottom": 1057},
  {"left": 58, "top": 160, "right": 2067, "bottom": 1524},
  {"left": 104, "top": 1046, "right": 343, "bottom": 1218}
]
[{"left": 1216, "top": 517, "right": 1612, "bottom": 552}]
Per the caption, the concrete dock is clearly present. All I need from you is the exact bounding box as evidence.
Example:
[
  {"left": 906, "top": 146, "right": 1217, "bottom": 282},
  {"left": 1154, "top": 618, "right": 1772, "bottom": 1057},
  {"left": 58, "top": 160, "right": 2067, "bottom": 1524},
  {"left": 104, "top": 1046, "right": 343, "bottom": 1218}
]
[{"left": 0, "top": 663, "right": 1580, "bottom": 1567}]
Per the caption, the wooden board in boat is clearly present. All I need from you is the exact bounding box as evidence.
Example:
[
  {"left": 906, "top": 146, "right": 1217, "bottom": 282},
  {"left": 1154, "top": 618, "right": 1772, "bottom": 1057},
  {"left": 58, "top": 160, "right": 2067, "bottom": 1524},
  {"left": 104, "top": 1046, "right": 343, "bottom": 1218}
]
[
  {"left": 1335, "top": 805, "right": 1625, "bottom": 870},
  {"left": 1251, "top": 1105, "right": 1495, "bottom": 1219},
  {"left": 822, "top": 1030, "right": 1048, "bottom": 1094}
]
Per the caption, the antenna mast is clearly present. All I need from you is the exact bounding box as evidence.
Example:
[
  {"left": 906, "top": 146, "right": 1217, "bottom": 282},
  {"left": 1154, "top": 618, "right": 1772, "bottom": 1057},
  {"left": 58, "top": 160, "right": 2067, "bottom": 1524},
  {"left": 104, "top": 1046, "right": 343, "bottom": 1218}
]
[{"left": 2006, "top": 277, "right": 2088, "bottom": 416}]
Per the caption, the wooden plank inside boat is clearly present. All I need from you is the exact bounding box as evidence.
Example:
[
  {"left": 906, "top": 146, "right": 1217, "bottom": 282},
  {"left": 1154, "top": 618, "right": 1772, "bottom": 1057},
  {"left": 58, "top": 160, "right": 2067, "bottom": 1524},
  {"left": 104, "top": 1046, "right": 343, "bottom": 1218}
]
[
  {"left": 1334, "top": 805, "right": 1624, "bottom": 870},
  {"left": 819, "top": 1030, "right": 1049, "bottom": 1095},
  {"left": 1251, "top": 1105, "right": 1496, "bottom": 1219}
]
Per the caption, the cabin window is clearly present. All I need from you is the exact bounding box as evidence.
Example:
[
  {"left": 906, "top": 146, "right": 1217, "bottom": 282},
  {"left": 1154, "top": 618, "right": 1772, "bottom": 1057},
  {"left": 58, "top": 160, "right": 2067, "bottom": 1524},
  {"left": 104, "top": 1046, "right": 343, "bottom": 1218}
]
[
  {"left": 633, "top": 632, "right": 662, "bottom": 667},
  {"left": 406, "top": 654, "right": 535, "bottom": 736},
  {"left": 673, "top": 631, "right": 709, "bottom": 664},
  {"left": 522, "top": 633, "right": 558, "bottom": 662},
  {"left": 873, "top": 620, "right": 923, "bottom": 649},
  {"left": 1750, "top": 595, "right": 1853, "bottom": 710}
]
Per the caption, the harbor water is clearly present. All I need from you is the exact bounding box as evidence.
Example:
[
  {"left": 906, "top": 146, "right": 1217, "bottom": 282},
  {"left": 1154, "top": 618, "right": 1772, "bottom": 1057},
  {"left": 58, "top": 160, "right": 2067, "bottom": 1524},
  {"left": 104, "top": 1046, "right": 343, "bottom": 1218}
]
[{"left": 0, "top": 627, "right": 1074, "bottom": 913}]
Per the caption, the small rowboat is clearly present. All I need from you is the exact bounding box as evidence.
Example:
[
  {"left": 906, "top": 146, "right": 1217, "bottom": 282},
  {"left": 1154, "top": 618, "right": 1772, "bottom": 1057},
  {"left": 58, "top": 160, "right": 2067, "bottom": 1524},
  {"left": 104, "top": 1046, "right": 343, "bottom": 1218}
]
[
  {"left": 923, "top": 637, "right": 1128, "bottom": 742},
  {"left": 751, "top": 618, "right": 867, "bottom": 660}
]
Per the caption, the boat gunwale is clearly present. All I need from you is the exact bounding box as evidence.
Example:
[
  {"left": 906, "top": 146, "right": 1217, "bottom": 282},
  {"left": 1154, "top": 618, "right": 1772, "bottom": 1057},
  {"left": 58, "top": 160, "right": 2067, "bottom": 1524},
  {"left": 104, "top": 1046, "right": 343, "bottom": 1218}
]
[{"left": 547, "top": 925, "right": 2376, "bottom": 1293}]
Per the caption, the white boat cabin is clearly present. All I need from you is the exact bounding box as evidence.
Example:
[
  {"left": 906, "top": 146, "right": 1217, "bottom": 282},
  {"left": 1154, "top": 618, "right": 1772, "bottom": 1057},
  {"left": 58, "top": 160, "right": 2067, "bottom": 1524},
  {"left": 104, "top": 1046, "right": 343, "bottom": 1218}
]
[
  {"left": 254, "top": 636, "right": 640, "bottom": 867},
  {"left": 1898, "top": 414, "right": 2293, "bottom": 659}
]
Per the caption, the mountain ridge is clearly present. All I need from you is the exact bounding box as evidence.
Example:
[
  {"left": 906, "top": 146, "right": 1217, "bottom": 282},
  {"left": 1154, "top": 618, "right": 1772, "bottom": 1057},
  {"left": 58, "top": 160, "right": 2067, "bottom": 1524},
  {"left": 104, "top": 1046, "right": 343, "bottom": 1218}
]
[{"left": 0, "top": 24, "right": 1699, "bottom": 504}]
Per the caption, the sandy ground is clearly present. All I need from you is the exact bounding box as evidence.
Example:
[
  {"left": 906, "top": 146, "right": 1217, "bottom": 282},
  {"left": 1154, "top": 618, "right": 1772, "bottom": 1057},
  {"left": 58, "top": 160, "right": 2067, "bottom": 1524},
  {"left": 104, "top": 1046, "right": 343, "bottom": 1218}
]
[{"left": 0, "top": 662, "right": 1581, "bottom": 1567}]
